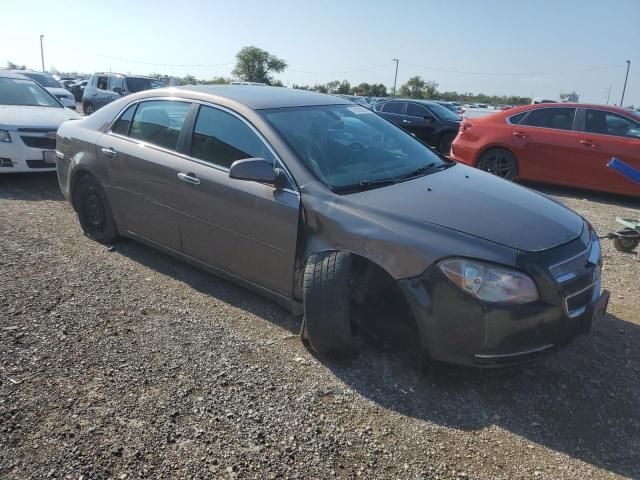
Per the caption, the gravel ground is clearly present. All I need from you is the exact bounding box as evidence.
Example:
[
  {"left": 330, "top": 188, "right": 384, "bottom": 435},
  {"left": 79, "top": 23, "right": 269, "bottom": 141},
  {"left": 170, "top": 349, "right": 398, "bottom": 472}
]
[{"left": 1, "top": 173, "right": 639, "bottom": 480}]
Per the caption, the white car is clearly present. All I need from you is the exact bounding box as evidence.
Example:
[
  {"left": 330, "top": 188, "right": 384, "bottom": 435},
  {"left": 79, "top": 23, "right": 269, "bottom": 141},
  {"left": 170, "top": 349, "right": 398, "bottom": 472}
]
[
  {"left": 0, "top": 71, "right": 79, "bottom": 173},
  {"left": 9, "top": 70, "right": 77, "bottom": 110}
]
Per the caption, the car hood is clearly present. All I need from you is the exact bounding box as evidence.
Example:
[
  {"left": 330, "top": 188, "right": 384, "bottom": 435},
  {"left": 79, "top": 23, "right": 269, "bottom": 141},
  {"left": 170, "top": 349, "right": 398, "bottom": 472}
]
[
  {"left": 46, "top": 87, "right": 74, "bottom": 97},
  {"left": 0, "top": 105, "right": 80, "bottom": 130},
  {"left": 344, "top": 163, "right": 583, "bottom": 252}
]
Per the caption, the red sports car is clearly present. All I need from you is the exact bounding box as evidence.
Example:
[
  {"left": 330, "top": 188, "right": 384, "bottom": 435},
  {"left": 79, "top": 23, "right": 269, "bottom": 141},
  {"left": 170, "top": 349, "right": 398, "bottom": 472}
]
[{"left": 450, "top": 103, "right": 640, "bottom": 197}]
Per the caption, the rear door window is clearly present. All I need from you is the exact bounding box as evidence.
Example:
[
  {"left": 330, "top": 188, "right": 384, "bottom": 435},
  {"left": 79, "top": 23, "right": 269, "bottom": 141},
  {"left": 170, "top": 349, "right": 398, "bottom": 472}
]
[
  {"left": 111, "top": 104, "right": 137, "bottom": 136},
  {"left": 382, "top": 102, "right": 405, "bottom": 114},
  {"left": 96, "top": 76, "right": 109, "bottom": 91},
  {"left": 190, "top": 105, "right": 274, "bottom": 169},
  {"left": 507, "top": 112, "right": 527, "bottom": 125},
  {"left": 129, "top": 100, "right": 191, "bottom": 151},
  {"left": 585, "top": 109, "right": 640, "bottom": 139},
  {"left": 521, "top": 107, "right": 576, "bottom": 131}
]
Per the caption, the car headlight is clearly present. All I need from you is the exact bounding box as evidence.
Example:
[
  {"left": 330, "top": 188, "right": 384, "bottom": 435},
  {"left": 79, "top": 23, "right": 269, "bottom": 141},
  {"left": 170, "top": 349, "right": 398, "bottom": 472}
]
[
  {"left": 438, "top": 258, "right": 539, "bottom": 304},
  {"left": 0, "top": 130, "right": 11, "bottom": 143}
]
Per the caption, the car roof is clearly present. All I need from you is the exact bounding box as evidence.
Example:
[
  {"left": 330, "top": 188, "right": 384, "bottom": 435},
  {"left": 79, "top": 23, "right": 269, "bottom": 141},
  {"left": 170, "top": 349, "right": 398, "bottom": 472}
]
[
  {"left": 381, "top": 98, "right": 439, "bottom": 106},
  {"left": 140, "top": 85, "right": 353, "bottom": 110},
  {"left": 0, "top": 70, "right": 32, "bottom": 80}
]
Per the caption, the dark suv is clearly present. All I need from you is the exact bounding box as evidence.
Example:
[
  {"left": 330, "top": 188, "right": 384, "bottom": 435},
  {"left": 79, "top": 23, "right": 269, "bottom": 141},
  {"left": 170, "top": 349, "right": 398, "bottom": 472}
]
[
  {"left": 82, "top": 73, "right": 161, "bottom": 115},
  {"left": 374, "top": 99, "right": 461, "bottom": 154}
]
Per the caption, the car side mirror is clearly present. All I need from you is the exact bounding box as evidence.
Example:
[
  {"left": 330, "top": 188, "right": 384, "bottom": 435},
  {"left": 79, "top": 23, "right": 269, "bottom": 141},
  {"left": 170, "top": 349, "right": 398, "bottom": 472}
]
[
  {"left": 112, "top": 86, "right": 122, "bottom": 95},
  {"left": 229, "top": 158, "right": 288, "bottom": 189}
]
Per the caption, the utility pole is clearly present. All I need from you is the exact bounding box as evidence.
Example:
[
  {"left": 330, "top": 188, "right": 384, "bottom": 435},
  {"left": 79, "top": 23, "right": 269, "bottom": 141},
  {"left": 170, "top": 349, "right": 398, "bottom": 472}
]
[
  {"left": 392, "top": 58, "right": 399, "bottom": 98},
  {"left": 606, "top": 85, "right": 612, "bottom": 104},
  {"left": 39, "top": 35, "right": 45, "bottom": 72},
  {"left": 620, "top": 60, "right": 630, "bottom": 107}
]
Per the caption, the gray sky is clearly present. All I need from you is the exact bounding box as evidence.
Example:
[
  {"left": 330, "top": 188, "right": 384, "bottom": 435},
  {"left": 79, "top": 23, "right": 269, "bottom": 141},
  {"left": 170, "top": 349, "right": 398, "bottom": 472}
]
[{"left": 2, "top": 0, "right": 638, "bottom": 105}]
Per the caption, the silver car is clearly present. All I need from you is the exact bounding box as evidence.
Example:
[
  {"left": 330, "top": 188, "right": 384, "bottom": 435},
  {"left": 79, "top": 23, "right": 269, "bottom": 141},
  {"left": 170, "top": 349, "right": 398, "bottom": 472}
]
[{"left": 55, "top": 86, "right": 608, "bottom": 369}]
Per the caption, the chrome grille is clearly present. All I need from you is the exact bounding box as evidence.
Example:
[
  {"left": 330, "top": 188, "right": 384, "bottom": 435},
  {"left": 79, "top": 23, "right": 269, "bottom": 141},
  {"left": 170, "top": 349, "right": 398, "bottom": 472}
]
[{"left": 549, "top": 247, "right": 590, "bottom": 282}]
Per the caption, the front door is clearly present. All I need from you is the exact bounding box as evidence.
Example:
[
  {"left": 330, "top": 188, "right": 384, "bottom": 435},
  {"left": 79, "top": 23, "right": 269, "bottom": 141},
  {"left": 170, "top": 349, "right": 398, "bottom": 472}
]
[
  {"left": 404, "top": 102, "right": 438, "bottom": 143},
  {"left": 171, "top": 104, "right": 300, "bottom": 297},
  {"left": 573, "top": 108, "right": 640, "bottom": 195}
]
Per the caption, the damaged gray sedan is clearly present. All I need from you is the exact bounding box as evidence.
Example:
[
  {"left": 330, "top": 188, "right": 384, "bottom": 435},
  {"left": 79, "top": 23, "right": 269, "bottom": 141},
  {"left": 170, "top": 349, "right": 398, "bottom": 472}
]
[{"left": 55, "top": 86, "right": 609, "bottom": 368}]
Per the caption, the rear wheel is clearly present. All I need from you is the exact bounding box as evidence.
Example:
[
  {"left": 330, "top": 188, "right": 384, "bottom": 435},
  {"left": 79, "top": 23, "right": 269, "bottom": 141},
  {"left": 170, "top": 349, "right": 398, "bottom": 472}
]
[
  {"left": 301, "top": 251, "right": 354, "bottom": 357},
  {"left": 83, "top": 102, "right": 95, "bottom": 115},
  {"left": 438, "top": 132, "right": 456, "bottom": 155},
  {"left": 476, "top": 148, "right": 518, "bottom": 180},
  {"left": 613, "top": 228, "right": 640, "bottom": 252},
  {"left": 74, "top": 175, "right": 118, "bottom": 244}
]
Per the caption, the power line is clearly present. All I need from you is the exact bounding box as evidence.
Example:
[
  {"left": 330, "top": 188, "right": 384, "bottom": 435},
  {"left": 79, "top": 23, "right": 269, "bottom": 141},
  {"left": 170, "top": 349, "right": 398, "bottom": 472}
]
[
  {"left": 399, "top": 61, "right": 624, "bottom": 77},
  {"left": 287, "top": 62, "right": 393, "bottom": 74},
  {"left": 89, "top": 53, "right": 234, "bottom": 68}
]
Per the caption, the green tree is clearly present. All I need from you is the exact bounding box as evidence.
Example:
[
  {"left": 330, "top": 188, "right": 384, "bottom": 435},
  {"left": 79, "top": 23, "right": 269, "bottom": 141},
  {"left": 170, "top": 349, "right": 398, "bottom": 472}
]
[
  {"left": 231, "top": 46, "right": 287, "bottom": 85},
  {"left": 201, "top": 76, "right": 231, "bottom": 85},
  {"left": 399, "top": 76, "right": 424, "bottom": 98},
  {"left": 325, "top": 80, "right": 340, "bottom": 93},
  {"left": 6, "top": 61, "right": 26, "bottom": 70},
  {"left": 337, "top": 80, "right": 351, "bottom": 94},
  {"left": 312, "top": 84, "right": 328, "bottom": 94},
  {"left": 181, "top": 74, "right": 198, "bottom": 85}
]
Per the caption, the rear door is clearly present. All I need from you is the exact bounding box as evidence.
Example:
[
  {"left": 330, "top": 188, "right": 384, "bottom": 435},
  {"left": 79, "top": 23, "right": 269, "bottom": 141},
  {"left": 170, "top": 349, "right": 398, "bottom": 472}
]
[
  {"left": 96, "top": 99, "right": 192, "bottom": 250},
  {"left": 170, "top": 104, "right": 300, "bottom": 297},
  {"left": 377, "top": 101, "right": 407, "bottom": 128},
  {"left": 512, "top": 107, "right": 579, "bottom": 183},
  {"left": 573, "top": 108, "right": 640, "bottom": 195}
]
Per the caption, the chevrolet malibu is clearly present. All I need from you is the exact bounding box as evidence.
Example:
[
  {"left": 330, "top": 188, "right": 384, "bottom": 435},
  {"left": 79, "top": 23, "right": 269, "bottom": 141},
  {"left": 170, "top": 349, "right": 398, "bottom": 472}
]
[{"left": 55, "top": 86, "right": 609, "bottom": 368}]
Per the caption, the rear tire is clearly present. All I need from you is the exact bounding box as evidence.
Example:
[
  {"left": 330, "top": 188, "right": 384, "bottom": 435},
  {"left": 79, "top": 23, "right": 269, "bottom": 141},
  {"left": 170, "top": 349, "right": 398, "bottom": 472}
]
[
  {"left": 302, "top": 251, "right": 354, "bottom": 357},
  {"left": 438, "top": 132, "right": 456, "bottom": 155},
  {"left": 476, "top": 148, "right": 518, "bottom": 181},
  {"left": 613, "top": 229, "right": 640, "bottom": 252},
  {"left": 83, "top": 102, "right": 95, "bottom": 115},
  {"left": 74, "top": 175, "right": 118, "bottom": 244}
]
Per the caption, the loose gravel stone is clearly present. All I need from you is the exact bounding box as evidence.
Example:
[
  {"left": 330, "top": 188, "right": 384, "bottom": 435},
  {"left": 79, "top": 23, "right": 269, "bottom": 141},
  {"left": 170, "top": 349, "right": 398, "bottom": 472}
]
[{"left": 1, "top": 173, "right": 639, "bottom": 479}]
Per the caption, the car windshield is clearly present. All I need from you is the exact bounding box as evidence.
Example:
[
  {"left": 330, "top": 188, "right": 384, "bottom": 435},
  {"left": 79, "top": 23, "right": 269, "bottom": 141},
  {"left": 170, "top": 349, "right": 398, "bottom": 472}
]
[
  {"left": 21, "top": 72, "right": 62, "bottom": 88},
  {"left": 263, "top": 104, "right": 450, "bottom": 192},
  {"left": 428, "top": 102, "right": 461, "bottom": 121},
  {"left": 125, "top": 77, "right": 156, "bottom": 93},
  {"left": 0, "top": 77, "right": 62, "bottom": 108}
]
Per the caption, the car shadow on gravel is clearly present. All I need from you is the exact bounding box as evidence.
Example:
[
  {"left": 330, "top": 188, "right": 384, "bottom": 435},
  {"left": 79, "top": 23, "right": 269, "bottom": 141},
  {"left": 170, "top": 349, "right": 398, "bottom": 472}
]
[
  {"left": 321, "top": 311, "right": 640, "bottom": 478},
  {"left": 112, "top": 238, "right": 301, "bottom": 334},
  {"left": 0, "top": 172, "right": 64, "bottom": 201}
]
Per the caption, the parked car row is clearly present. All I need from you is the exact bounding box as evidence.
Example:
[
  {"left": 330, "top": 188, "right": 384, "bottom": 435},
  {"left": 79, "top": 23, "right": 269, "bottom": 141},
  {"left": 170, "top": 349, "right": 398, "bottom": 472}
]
[
  {"left": 81, "top": 72, "right": 163, "bottom": 115},
  {"left": 3, "top": 70, "right": 76, "bottom": 109}
]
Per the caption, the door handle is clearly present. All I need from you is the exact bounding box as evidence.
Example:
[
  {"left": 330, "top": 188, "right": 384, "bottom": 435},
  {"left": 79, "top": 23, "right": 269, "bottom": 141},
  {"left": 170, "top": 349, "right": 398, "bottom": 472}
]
[
  {"left": 512, "top": 131, "right": 527, "bottom": 138},
  {"left": 177, "top": 172, "right": 200, "bottom": 185},
  {"left": 402, "top": 119, "right": 412, "bottom": 124},
  {"left": 579, "top": 139, "right": 597, "bottom": 147},
  {"left": 100, "top": 147, "right": 117, "bottom": 158},
  {"left": 92, "top": 93, "right": 98, "bottom": 96}
]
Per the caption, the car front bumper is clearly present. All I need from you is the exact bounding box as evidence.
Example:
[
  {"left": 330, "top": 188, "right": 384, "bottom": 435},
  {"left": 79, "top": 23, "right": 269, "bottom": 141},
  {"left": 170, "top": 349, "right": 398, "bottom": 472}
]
[
  {"left": 0, "top": 131, "right": 57, "bottom": 173},
  {"left": 398, "top": 255, "right": 607, "bottom": 368}
]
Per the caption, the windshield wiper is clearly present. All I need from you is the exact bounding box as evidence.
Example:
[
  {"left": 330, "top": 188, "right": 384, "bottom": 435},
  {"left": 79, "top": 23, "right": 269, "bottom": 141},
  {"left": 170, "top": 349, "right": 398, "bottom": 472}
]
[
  {"left": 398, "top": 162, "right": 453, "bottom": 181},
  {"left": 333, "top": 178, "right": 398, "bottom": 193}
]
